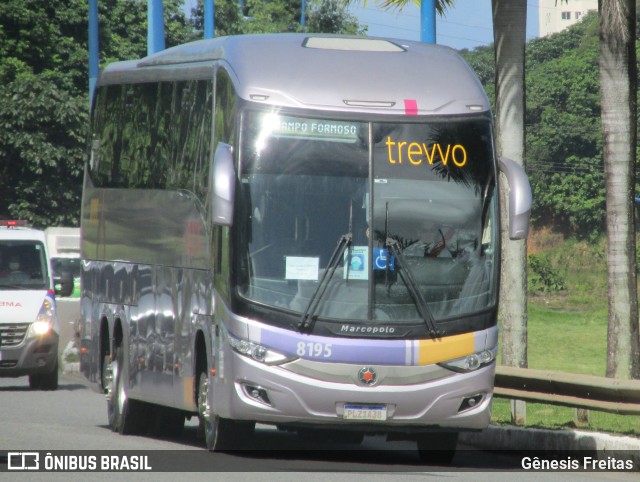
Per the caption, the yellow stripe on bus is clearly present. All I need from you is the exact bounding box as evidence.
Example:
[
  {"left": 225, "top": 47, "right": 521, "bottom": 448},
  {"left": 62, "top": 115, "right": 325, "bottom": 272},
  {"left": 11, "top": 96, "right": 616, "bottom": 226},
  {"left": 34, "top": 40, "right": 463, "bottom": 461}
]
[{"left": 417, "top": 332, "right": 475, "bottom": 365}]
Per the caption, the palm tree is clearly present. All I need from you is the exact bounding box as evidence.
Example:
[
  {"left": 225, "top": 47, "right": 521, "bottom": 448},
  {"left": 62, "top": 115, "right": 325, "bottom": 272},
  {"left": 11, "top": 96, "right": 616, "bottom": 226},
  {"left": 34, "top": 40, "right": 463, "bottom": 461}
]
[
  {"left": 599, "top": 0, "right": 639, "bottom": 380},
  {"left": 491, "top": 0, "right": 528, "bottom": 425},
  {"left": 374, "top": 0, "right": 455, "bottom": 14}
]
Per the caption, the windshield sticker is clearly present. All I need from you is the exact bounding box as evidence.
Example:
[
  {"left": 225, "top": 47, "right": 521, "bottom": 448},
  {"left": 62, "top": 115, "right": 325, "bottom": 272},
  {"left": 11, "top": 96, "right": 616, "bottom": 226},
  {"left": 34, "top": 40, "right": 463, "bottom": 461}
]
[
  {"left": 344, "top": 246, "right": 368, "bottom": 280},
  {"left": 373, "top": 248, "right": 395, "bottom": 271},
  {"left": 285, "top": 256, "right": 319, "bottom": 281},
  {"left": 385, "top": 137, "right": 468, "bottom": 167}
]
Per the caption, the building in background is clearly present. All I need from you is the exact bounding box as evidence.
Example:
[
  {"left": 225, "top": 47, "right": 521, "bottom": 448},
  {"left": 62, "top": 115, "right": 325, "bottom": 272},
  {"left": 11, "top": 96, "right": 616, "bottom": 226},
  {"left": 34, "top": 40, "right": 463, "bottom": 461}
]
[{"left": 539, "top": 0, "right": 597, "bottom": 37}]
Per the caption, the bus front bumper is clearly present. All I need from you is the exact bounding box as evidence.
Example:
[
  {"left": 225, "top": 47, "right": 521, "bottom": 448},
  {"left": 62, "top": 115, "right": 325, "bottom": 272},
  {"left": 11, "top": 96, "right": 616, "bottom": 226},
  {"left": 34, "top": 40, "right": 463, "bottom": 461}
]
[{"left": 212, "top": 351, "right": 495, "bottom": 433}]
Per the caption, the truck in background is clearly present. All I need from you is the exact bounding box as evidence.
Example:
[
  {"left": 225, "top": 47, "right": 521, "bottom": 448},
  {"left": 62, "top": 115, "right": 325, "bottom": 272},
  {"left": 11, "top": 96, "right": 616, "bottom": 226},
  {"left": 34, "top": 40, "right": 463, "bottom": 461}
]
[
  {"left": 45, "top": 227, "right": 81, "bottom": 298},
  {"left": 0, "top": 221, "right": 73, "bottom": 390}
]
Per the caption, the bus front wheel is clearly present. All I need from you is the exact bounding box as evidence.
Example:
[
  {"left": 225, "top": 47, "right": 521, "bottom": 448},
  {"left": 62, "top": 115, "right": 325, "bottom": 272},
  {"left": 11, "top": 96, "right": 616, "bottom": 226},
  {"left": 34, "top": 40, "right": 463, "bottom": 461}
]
[{"left": 197, "top": 371, "right": 251, "bottom": 451}]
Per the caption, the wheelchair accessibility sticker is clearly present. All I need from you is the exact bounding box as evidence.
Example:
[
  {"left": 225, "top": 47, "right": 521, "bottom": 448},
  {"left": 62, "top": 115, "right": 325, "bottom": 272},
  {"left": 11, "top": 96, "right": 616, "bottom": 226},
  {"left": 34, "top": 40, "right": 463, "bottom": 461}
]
[{"left": 374, "top": 248, "right": 395, "bottom": 271}]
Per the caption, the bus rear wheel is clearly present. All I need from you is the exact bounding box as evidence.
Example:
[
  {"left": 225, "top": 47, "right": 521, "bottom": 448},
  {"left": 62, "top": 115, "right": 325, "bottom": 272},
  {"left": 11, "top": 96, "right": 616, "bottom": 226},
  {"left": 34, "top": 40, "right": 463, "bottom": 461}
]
[{"left": 105, "top": 346, "right": 149, "bottom": 435}]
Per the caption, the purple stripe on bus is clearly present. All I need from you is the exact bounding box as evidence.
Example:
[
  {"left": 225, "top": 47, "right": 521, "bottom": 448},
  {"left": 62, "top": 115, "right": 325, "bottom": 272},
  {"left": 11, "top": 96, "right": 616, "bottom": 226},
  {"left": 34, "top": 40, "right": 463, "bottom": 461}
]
[{"left": 259, "top": 327, "right": 409, "bottom": 365}]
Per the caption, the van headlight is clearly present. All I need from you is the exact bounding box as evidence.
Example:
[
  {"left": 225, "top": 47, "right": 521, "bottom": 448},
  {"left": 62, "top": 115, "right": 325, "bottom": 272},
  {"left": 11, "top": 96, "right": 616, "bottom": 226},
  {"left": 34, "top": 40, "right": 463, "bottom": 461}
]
[
  {"left": 28, "top": 297, "right": 57, "bottom": 337},
  {"left": 227, "top": 332, "right": 293, "bottom": 365},
  {"left": 439, "top": 345, "right": 497, "bottom": 372}
]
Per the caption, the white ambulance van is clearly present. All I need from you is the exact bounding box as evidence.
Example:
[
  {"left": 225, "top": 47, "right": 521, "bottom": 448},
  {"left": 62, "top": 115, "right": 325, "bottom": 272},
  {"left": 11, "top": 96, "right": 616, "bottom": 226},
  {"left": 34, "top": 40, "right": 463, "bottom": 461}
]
[{"left": 0, "top": 220, "right": 72, "bottom": 390}]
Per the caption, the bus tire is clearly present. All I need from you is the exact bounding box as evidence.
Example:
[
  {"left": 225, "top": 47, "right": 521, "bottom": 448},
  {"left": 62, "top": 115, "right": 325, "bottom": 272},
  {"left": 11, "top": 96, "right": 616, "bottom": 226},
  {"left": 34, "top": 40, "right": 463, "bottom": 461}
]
[
  {"left": 416, "top": 432, "right": 458, "bottom": 465},
  {"left": 106, "top": 346, "right": 149, "bottom": 435},
  {"left": 197, "top": 371, "right": 239, "bottom": 451}
]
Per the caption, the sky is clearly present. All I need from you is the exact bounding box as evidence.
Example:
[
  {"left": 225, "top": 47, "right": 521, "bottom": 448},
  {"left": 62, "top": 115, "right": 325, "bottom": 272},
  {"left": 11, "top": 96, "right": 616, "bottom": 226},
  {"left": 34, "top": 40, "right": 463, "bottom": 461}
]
[
  {"left": 347, "top": 0, "right": 540, "bottom": 51},
  {"left": 181, "top": 1, "right": 541, "bottom": 51}
]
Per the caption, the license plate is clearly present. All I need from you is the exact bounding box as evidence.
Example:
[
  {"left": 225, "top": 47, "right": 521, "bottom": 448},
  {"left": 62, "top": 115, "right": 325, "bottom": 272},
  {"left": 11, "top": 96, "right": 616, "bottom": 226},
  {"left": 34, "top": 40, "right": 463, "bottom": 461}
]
[{"left": 343, "top": 404, "right": 387, "bottom": 421}]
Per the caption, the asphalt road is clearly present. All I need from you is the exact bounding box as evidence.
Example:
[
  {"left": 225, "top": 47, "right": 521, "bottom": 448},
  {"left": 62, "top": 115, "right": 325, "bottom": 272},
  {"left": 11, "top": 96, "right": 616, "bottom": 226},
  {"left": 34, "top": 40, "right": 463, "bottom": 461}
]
[
  {"left": 56, "top": 298, "right": 80, "bottom": 356},
  {"left": 24, "top": 298, "right": 632, "bottom": 480},
  {"left": 3, "top": 373, "right": 638, "bottom": 480}
]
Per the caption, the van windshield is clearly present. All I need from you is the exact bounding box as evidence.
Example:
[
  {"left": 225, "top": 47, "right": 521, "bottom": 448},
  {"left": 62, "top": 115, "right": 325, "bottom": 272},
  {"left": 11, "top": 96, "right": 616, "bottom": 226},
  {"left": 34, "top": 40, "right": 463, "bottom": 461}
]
[{"left": 0, "top": 241, "right": 50, "bottom": 290}]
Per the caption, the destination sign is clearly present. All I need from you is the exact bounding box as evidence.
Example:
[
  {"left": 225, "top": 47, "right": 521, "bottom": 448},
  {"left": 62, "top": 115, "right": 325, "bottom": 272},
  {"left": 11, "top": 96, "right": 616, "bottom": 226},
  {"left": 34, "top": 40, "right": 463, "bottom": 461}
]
[
  {"left": 271, "top": 115, "right": 359, "bottom": 142},
  {"left": 385, "top": 136, "right": 468, "bottom": 167}
]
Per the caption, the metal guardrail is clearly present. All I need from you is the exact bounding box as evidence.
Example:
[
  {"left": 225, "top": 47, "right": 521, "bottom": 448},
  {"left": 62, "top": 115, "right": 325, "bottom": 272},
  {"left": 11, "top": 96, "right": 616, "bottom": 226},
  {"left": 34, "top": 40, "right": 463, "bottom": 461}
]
[{"left": 494, "top": 365, "right": 640, "bottom": 415}]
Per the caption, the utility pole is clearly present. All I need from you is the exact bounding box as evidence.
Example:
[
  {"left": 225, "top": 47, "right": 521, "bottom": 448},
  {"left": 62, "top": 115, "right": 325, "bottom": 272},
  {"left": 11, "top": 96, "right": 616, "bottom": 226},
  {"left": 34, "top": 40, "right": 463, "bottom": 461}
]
[
  {"left": 420, "top": 0, "right": 436, "bottom": 43},
  {"left": 88, "top": 0, "right": 99, "bottom": 105},
  {"left": 148, "top": 0, "right": 165, "bottom": 55},
  {"left": 204, "top": 0, "right": 215, "bottom": 39}
]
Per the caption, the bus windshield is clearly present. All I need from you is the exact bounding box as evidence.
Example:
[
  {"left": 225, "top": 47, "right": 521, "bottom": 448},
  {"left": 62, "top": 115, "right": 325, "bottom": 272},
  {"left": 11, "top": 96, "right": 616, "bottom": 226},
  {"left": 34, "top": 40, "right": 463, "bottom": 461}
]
[{"left": 237, "top": 111, "right": 498, "bottom": 328}]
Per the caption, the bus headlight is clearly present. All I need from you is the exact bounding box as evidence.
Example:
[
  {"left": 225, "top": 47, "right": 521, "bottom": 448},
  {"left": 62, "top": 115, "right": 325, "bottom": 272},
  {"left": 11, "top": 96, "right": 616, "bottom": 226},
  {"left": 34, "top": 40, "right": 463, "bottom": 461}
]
[
  {"left": 28, "top": 297, "right": 57, "bottom": 337},
  {"left": 439, "top": 346, "right": 497, "bottom": 373},
  {"left": 227, "top": 333, "right": 293, "bottom": 365}
]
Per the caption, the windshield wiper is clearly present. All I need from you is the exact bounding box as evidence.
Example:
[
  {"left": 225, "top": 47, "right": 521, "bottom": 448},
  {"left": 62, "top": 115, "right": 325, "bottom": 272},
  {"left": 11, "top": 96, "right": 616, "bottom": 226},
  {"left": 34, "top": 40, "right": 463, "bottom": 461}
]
[
  {"left": 386, "top": 238, "right": 441, "bottom": 338},
  {"left": 383, "top": 203, "right": 441, "bottom": 339},
  {"left": 298, "top": 202, "right": 353, "bottom": 332}
]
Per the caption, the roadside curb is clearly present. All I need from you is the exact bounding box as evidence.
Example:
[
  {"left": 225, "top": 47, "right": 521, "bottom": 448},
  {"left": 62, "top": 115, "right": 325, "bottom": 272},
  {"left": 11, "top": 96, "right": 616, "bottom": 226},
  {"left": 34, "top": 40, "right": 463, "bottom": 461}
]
[{"left": 460, "top": 425, "right": 640, "bottom": 464}]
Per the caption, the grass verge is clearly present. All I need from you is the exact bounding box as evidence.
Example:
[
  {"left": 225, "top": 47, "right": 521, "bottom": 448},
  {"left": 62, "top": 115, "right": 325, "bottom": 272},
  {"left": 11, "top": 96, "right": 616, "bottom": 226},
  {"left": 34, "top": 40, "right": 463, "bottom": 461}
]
[{"left": 491, "top": 231, "right": 640, "bottom": 436}]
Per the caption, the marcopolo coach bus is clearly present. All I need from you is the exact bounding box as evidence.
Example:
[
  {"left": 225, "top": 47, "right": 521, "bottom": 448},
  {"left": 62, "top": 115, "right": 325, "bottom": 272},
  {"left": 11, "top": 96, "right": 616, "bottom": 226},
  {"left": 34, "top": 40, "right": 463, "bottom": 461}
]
[{"left": 80, "top": 33, "right": 531, "bottom": 462}]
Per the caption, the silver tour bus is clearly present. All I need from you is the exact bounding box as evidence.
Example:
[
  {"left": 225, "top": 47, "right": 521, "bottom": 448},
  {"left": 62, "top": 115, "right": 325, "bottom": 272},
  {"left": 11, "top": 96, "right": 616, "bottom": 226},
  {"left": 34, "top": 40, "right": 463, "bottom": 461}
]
[{"left": 80, "top": 34, "right": 531, "bottom": 463}]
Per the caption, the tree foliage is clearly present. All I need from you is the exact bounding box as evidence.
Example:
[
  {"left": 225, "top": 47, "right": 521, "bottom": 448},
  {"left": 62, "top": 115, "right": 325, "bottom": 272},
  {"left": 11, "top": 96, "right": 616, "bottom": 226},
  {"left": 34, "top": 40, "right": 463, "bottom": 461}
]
[
  {"left": 0, "top": 0, "right": 195, "bottom": 228},
  {"left": 306, "top": 0, "right": 365, "bottom": 35},
  {"left": 463, "top": 11, "right": 640, "bottom": 239},
  {"left": 189, "top": 0, "right": 363, "bottom": 36},
  {"left": 0, "top": 0, "right": 363, "bottom": 228},
  {"left": 0, "top": 0, "right": 93, "bottom": 228}
]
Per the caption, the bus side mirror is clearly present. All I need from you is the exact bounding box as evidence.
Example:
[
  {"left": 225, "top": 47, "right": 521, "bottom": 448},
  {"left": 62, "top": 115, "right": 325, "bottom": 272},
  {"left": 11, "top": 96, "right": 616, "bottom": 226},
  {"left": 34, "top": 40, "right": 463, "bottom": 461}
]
[
  {"left": 210, "top": 143, "right": 236, "bottom": 226},
  {"left": 498, "top": 156, "right": 531, "bottom": 240}
]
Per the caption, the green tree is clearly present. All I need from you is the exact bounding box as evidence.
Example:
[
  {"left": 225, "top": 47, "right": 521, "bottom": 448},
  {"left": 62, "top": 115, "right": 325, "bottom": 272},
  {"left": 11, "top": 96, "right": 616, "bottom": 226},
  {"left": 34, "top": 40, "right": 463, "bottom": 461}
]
[
  {"left": 524, "top": 14, "right": 604, "bottom": 237},
  {"left": 189, "top": 0, "right": 244, "bottom": 37},
  {"left": 0, "top": 0, "right": 90, "bottom": 227},
  {"left": 190, "top": 0, "right": 363, "bottom": 36},
  {"left": 240, "top": 0, "right": 301, "bottom": 34},
  {"left": 0, "top": 0, "right": 193, "bottom": 227},
  {"left": 306, "top": 0, "right": 365, "bottom": 34},
  {"left": 463, "top": 11, "right": 635, "bottom": 242}
]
